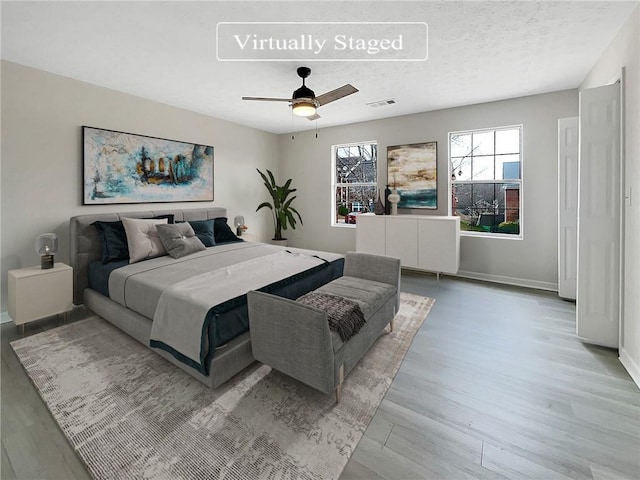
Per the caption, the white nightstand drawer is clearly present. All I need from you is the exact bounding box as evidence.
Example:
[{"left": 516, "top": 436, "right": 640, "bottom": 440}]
[{"left": 8, "top": 263, "right": 73, "bottom": 326}]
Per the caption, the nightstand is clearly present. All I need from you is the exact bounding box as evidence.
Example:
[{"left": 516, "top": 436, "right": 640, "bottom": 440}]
[
  {"left": 240, "top": 233, "right": 257, "bottom": 242},
  {"left": 8, "top": 263, "right": 73, "bottom": 333}
]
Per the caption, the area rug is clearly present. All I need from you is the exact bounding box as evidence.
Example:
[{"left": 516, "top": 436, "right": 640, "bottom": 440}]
[{"left": 11, "top": 292, "right": 433, "bottom": 480}]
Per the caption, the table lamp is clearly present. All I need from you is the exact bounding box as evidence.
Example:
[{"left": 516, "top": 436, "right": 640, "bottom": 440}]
[
  {"left": 233, "top": 215, "right": 247, "bottom": 236},
  {"left": 36, "top": 233, "right": 58, "bottom": 269}
]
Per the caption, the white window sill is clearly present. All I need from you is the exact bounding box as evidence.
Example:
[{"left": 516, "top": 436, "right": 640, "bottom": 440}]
[
  {"left": 460, "top": 231, "right": 523, "bottom": 240},
  {"left": 331, "top": 223, "right": 356, "bottom": 229}
]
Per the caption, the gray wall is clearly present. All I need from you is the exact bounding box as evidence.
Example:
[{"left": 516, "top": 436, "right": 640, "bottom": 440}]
[
  {"left": 1, "top": 61, "right": 280, "bottom": 312},
  {"left": 0, "top": 61, "right": 579, "bottom": 313},
  {"left": 279, "top": 90, "right": 579, "bottom": 290},
  {"left": 581, "top": 6, "right": 640, "bottom": 385}
]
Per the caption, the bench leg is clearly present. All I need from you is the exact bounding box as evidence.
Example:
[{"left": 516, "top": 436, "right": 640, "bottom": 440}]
[
  {"left": 388, "top": 306, "right": 396, "bottom": 333},
  {"left": 335, "top": 364, "right": 344, "bottom": 403}
]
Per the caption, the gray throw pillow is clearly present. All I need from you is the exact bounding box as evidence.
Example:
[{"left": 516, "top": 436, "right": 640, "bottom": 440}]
[{"left": 156, "top": 223, "right": 206, "bottom": 259}]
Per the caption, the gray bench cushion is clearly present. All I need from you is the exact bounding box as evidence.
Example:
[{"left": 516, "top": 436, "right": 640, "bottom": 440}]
[{"left": 315, "top": 276, "right": 397, "bottom": 353}]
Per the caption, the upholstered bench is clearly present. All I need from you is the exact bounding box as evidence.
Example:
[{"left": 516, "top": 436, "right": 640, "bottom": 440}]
[{"left": 247, "top": 252, "right": 401, "bottom": 402}]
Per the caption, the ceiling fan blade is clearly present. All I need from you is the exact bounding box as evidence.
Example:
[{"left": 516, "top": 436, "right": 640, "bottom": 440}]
[
  {"left": 242, "top": 96, "right": 292, "bottom": 102},
  {"left": 315, "top": 84, "right": 358, "bottom": 106},
  {"left": 307, "top": 113, "right": 321, "bottom": 121}
]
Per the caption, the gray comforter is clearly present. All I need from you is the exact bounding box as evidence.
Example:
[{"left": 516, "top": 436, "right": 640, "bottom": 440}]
[{"left": 108, "top": 242, "right": 343, "bottom": 373}]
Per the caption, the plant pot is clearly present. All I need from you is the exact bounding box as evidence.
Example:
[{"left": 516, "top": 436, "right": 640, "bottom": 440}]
[{"left": 269, "top": 238, "right": 288, "bottom": 247}]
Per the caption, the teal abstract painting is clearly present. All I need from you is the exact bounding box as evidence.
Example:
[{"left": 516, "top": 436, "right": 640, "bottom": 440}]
[
  {"left": 387, "top": 142, "right": 437, "bottom": 209},
  {"left": 83, "top": 126, "right": 214, "bottom": 204}
]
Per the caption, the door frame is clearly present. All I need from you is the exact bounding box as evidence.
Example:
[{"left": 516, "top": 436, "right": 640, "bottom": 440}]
[
  {"left": 613, "top": 67, "right": 626, "bottom": 351},
  {"left": 599, "top": 67, "right": 626, "bottom": 350}
]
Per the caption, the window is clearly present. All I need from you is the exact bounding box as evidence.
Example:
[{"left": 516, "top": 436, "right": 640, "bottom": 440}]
[
  {"left": 450, "top": 126, "right": 522, "bottom": 236},
  {"left": 332, "top": 142, "right": 377, "bottom": 226}
]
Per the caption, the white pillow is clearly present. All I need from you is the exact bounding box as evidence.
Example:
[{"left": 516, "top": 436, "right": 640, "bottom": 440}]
[{"left": 121, "top": 217, "right": 168, "bottom": 263}]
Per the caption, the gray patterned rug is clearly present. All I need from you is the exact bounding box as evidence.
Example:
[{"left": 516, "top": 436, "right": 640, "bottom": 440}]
[{"left": 11, "top": 293, "right": 433, "bottom": 480}]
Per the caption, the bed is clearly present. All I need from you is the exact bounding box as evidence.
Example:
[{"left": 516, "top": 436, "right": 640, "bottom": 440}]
[{"left": 70, "top": 207, "right": 344, "bottom": 388}]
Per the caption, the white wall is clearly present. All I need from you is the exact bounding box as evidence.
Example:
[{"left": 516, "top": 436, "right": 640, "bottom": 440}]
[
  {"left": 0, "top": 61, "right": 280, "bottom": 312},
  {"left": 581, "top": 6, "right": 640, "bottom": 386},
  {"left": 279, "top": 90, "right": 578, "bottom": 290}
]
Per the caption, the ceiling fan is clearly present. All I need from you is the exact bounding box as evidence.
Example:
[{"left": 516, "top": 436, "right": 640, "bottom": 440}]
[{"left": 242, "top": 67, "right": 358, "bottom": 120}]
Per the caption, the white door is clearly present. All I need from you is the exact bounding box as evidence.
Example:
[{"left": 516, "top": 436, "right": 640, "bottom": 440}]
[
  {"left": 576, "top": 83, "right": 621, "bottom": 348},
  {"left": 558, "top": 117, "right": 579, "bottom": 300}
]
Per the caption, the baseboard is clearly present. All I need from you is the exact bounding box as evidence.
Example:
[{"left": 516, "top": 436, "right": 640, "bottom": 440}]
[
  {"left": 0, "top": 311, "right": 11, "bottom": 324},
  {"left": 454, "top": 270, "right": 558, "bottom": 292},
  {"left": 619, "top": 347, "right": 640, "bottom": 389}
]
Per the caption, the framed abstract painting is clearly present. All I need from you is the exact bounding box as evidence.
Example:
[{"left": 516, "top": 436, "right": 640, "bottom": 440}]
[
  {"left": 83, "top": 126, "right": 214, "bottom": 205},
  {"left": 387, "top": 141, "right": 437, "bottom": 209}
]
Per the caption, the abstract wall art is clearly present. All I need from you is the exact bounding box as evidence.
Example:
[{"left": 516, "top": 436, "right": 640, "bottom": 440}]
[
  {"left": 387, "top": 141, "right": 437, "bottom": 209},
  {"left": 83, "top": 126, "right": 214, "bottom": 204}
]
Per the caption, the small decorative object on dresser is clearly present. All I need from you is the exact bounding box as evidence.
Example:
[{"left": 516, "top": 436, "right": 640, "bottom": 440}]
[
  {"left": 384, "top": 184, "right": 392, "bottom": 214},
  {"left": 387, "top": 189, "right": 401, "bottom": 215},
  {"left": 374, "top": 189, "right": 385, "bottom": 215},
  {"left": 8, "top": 263, "right": 73, "bottom": 334}
]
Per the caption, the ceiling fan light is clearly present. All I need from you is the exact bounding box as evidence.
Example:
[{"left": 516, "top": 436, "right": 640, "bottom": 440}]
[{"left": 292, "top": 101, "right": 316, "bottom": 117}]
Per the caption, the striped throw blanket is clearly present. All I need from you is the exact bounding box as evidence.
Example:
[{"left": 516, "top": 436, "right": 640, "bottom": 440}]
[{"left": 297, "top": 292, "right": 366, "bottom": 341}]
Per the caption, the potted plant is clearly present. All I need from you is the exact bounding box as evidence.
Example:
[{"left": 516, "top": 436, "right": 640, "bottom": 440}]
[
  {"left": 256, "top": 168, "right": 303, "bottom": 245},
  {"left": 337, "top": 204, "right": 349, "bottom": 218}
]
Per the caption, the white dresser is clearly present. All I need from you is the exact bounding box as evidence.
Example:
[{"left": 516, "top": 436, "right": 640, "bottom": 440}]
[{"left": 356, "top": 214, "right": 460, "bottom": 275}]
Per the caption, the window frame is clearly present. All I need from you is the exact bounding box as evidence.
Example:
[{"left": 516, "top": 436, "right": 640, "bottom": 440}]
[
  {"left": 448, "top": 125, "right": 523, "bottom": 239},
  {"left": 331, "top": 140, "right": 378, "bottom": 228}
]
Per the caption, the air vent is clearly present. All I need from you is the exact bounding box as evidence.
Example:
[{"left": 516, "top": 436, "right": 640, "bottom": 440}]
[{"left": 366, "top": 99, "right": 396, "bottom": 108}]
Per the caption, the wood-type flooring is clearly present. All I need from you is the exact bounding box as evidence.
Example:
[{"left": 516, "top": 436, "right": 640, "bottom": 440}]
[{"left": 2, "top": 272, "right": 639, "bottom": 479}]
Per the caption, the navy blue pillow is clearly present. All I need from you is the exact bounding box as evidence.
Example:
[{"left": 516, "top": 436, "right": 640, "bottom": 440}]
[
  {"left": 92, "top": 214, "right": 175, "bottom": 263},
  {"left": 213, "top": 217, "right": 242, "bottom": 243},
  {"left": 186, "top": 219, "right": 216, "bottom": 247},
  {"left": 92, "top": 220, "right": 128, "bottom": 264}
]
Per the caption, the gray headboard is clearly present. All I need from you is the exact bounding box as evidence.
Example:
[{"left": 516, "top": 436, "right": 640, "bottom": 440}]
[{"left": 69, "top": 207, "right": 227, "bottom": 305}]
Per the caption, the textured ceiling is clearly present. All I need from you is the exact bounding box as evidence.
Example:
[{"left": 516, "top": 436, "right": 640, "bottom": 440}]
[{"left": 1, "top": 1, "right": 637, "bottom": 134}]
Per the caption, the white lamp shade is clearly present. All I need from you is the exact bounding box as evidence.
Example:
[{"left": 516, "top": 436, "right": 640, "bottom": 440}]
[
  {"left": 292, "top": 102, "right": 316, "bottom": 117},
  {"left": 36, "top": 233, "right": 58, "bottom": 256}
]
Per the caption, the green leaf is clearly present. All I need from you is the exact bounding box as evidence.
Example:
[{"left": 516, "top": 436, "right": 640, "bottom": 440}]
[
  {"left": 286, "top": 211, "right": 296, "bottom": 228},
  {"left": 266, "top": 169, "right": 277, "bottom": 189},
  {"left": 256, "top": 168, "right": 270, "bottom": 186},
  {"left": 289, "top": 206, "right": 303, "bottom": 225}
]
